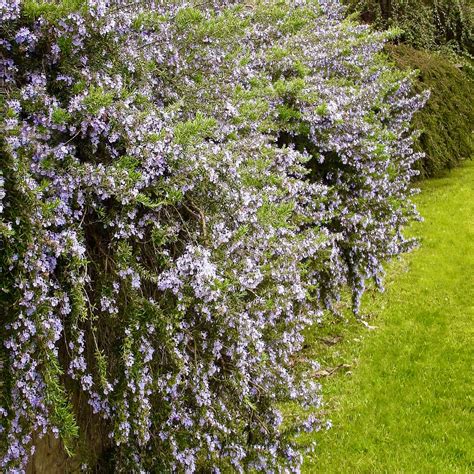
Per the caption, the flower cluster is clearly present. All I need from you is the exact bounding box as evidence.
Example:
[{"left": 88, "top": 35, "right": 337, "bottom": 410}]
[{"left": 0, "top": 1, "right": 424, "bottom": 472}]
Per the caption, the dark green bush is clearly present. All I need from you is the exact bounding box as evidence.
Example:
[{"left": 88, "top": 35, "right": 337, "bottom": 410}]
[
  {"left": 387, "top": 44, "right": 473, "bottom": 177},
  {"left": 343, "top": 1, "right": 474, "bottom": 176},
  {"left": 345, "top": 0, "right": 474, "bottom": 54}
]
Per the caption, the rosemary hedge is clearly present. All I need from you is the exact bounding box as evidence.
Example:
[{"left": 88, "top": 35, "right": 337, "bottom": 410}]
[{"left": 0, "top": 1, "right": 424, "bottom": 471}]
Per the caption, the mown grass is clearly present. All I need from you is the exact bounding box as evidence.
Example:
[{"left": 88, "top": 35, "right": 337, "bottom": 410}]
[{"left": 300, "top": 160, "right": 474, "bottom": 472}]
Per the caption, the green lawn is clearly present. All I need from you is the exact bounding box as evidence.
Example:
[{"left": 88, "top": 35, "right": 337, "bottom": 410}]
[{"left": 302, "top": 161, "right": 474, "bottom": 473}]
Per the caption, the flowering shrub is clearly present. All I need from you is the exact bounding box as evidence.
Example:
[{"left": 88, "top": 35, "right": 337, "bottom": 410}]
[{"left": 0, "top": 1, "right": 425, "bottom": 472}]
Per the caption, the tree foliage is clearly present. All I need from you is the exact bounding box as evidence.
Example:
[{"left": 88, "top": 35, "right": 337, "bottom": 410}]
[{"left": 345, "top": 0, "right": 474, "bottom": 54}]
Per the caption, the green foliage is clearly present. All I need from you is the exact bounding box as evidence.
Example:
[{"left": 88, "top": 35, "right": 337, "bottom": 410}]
[
  {"left": 43, "top": 351, "right": 79, "bottom": 456},
  {"left": 345, "top": 0, "right": 474, "bottom": 55},
  {"left": 257, "top": 200, "right": 295, "bottom": 229},
  {"left": 388, "top": 44, "right": 474, "bottom": 177},
  {"left": 174, "top": 7, "right": 204, "bottom": 29},
  {"left": 51, "top": 107, "right": 71, "bottom": 125},
  {"left": 174, "top": 113, "right": 217, "bottom": 146},
  {"left": 132, "top": 11, "right": 167, "bottom": 31},
  {"left": 23, "top": 0, "right": 85, "bottom": 21},
  {"left": 83, "top": 86, "right": 115, "bottom": 115}
]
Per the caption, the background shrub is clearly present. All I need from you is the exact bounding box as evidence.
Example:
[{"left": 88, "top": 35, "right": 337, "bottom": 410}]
[
  {"left": 344, "top": 0, "right": 474, "bottom": 176},
  {"left": 388, "top": 44, "right": 474, "bottom": 177},
  {"left": 345, "top": 0, "right": 474, "bottom": 54}
]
